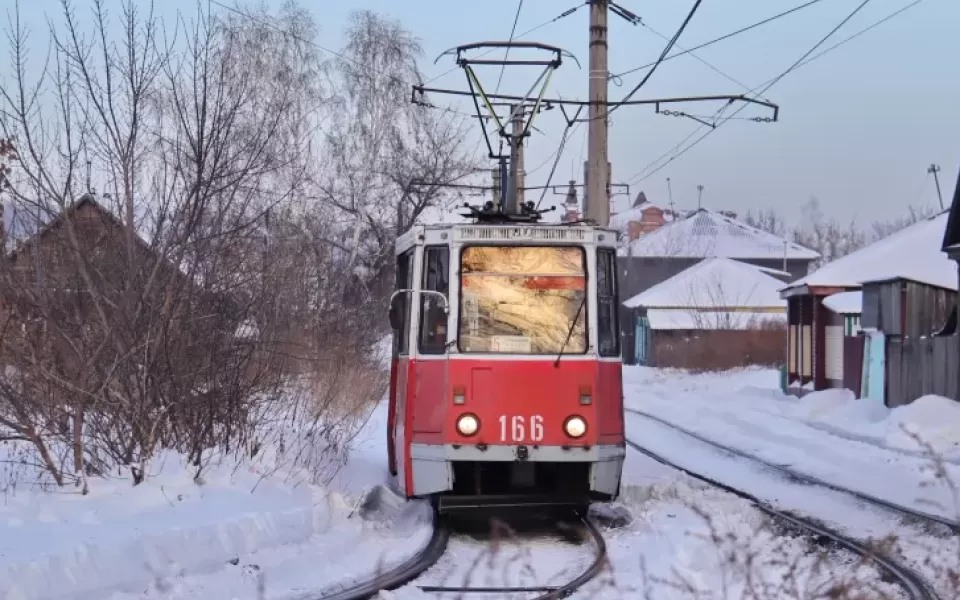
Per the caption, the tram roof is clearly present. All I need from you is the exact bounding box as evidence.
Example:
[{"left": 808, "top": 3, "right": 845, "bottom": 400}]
[{"left": 396, "top": 222, "right": 620, "bottom": 253}]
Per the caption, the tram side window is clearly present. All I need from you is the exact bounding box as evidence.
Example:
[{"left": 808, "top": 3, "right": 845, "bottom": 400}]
[
  {"left": 597, "top": 248, "right": 620, "bottom": 357},
  {"left": 395, "top": 249, "right": 414, "bottom": 355},
  {"left": 419, "top": 246, "right": 449, "bottom": 354}
]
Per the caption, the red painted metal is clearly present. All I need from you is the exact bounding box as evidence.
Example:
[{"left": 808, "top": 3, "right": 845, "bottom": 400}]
[{"left": 393, "top": 356, "right": 624, "bottom": 496}]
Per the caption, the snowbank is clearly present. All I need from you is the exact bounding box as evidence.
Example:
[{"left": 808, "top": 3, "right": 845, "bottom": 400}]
[
  {"left": 882, "top": 394, "right": 960, "bottom": 456},
  {"left": 0, "top": 402, "right": 429, "bottom": 600},
  {"left": 1, "top": 452, "right": 334, "bottom": 599},
  {"left": 624, "top": 367, "right": 960, "bottom": 521},
  {"left": 798, "top": 391, "right": 960, "bottom": 458}
]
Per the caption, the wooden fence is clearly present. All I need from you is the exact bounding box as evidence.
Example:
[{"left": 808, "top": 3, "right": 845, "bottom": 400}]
[{"left": 886, "top": 336, "right": 959, "bottom": 408}]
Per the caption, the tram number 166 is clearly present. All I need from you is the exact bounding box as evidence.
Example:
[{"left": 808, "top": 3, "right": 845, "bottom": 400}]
[{"left": 498, "top": 415, "right": 544, "bottom": 443}]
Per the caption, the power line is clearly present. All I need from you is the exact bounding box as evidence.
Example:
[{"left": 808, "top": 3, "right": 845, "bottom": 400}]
[
  {"left": 476, "top": 0, "right": 525, "bottom": 160},
  {"left": 757, "top": 0, "right": 874, "bottom": 96},
  {"left": 628, "top": 0, "right": 921, "bottom": 184},
  {"left": 610, "top": 0, "right": 831, "bottom": 81},
  {"left": 606, "top": 0, "right": 705, "bottom": 119},
  {"left": 422, "top": 2, "right": 586, "bottom": 87},
  {"left": 636, "top": 19, "right": 766, "bottom": 101},
  {"left": 494, "top": 0, "right": 525, "bottom": 95},
  {"left": 535, "top": 121, "right": 583, "bottom": 210}
]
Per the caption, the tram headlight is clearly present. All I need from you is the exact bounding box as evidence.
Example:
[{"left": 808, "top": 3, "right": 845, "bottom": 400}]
[
  {"left": 456, "top": 413, "right": 480, "bottom": 437},
  {"left": 564, "top": 415, "right": 587, "bottom": 439}
]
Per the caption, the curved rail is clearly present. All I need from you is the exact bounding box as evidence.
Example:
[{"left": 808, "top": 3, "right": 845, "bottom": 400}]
[
  {"left": 626, "top": 408, "right": 960, "bottom": 532},
  {"left": 418, "top": 513, "right": 607, "bottom": 600},
  {"left": 625, "top": 436, "right": 939, "bottom": 600},
  {"left": 317, "top": 522, "right": 452, "bottom": 600}
]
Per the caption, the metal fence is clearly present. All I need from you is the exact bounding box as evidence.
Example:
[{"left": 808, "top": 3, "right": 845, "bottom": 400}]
[{"left": 886, "top": 336, "right": 959, "bottom": 408}]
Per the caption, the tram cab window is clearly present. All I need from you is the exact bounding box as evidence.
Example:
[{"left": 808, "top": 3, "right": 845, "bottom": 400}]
[
  {"left": 458, "top": 246, "right": 587, "bottom": 354},
  {"left": 597, "top": 248, "right": 620, "bottom": 357},
  {"left": 419, "top": 246, "right": 449, "bottom": 354}
]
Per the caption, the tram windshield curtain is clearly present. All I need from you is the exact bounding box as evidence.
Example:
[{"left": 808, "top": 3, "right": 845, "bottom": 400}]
[{"left": 458, "top": 246, "right": 587, "bottom": 354}]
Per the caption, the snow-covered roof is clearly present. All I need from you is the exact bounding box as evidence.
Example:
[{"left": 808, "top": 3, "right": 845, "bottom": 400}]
[
  {"left": 619, "top": 208, "right": 820, "bottom": 260},
  {"left": 783, "top": 211, "right": 956, "bottom": 293},
  {"left": 646, "top": 308, "right": 787, "bottom": 331},
  {"left": 623, "top": 258, "right": 789, "bottom": 310},
  {"left": 943, "top": 166, "right": 960, "bottom": 252},
  {"left": 822, "top": 291, "right": 862, "bottom": 315}
]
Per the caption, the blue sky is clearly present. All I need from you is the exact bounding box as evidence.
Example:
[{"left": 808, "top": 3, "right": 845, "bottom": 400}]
[{"left": 5, "top": 0, "right": 959, "bottom": 225}]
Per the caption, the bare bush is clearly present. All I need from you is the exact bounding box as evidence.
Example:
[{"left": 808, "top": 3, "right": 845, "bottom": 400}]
[{"left": 0, "top": 1, "right": 453, "bottom": 492}]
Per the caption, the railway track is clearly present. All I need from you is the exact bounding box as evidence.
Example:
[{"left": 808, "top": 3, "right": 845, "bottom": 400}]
[
  {"left": 625, "top": 412, "right": 943, "bottom": 600},
  {"left": 626, "top": 407, "right": 960, "bottom": 533},
  {"left": 319, "top": 510, "right": 607, "bottom": 600}
]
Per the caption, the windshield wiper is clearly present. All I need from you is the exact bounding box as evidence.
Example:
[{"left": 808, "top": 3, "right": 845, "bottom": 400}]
[{"left": 554, "top": 295, "right": 586, "bottom": 368}]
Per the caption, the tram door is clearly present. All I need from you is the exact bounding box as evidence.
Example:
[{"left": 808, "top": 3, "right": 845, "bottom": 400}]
[{"left": 388, "top": 249, "right": 414, "bottom": 484}]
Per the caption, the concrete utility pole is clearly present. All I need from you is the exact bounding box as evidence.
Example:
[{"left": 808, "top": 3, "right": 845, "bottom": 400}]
[
  {"left": 585, "top": 0, "right": 610, "bottom": 227},
  {"left": 509, "top": 104, "right": 526, "bottom": 211},
  {"left": 697, "top": 184, "right": 704, "bottom": 210},
  {"left": 929, "top": 164, "right": 943, "bottom": 210}
]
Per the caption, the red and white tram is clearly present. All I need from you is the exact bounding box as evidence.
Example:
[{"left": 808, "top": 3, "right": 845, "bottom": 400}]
[{"left": 387, "top": 217, "right": 625, "bottom": 513}]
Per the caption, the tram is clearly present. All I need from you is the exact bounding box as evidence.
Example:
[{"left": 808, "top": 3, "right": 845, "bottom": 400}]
[{"left": 386, "top": 203, "right": 625, "bottom": 513}]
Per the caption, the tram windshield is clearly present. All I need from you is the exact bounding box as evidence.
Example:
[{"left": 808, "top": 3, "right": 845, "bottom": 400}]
[{"left": 458, "top": 246, "right": 587, "bottom": 354}]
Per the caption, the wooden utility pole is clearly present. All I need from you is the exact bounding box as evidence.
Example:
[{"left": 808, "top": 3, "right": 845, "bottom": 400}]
[
  {"left": 929, "top": 164, "right": 943, "bottom": 210},
  {"left": 510, "top": 104, "right": 526, "bottom": 210},
  {"left": 585, "top": 0, "right": 610, "bottom": 227}
]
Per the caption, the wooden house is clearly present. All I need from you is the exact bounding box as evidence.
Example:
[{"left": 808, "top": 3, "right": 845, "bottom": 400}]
[
  {"left": 618, "top": 208, "right": 819, "bottom": 364},
  {"left": 780, "top": 210, "right": 957, "bottom": 405},
  {"left": 940, "top": 165, "right": 960, "bottom": 401},
  {"left": 623, "top": 258, "right": 788, "bottom": 369}
]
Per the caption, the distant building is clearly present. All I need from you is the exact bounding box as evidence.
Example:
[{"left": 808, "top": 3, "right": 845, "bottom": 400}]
[
  {"left": 617, "top": 208, "right": 819, "bottom": 365},
  {"left": 623, "top": 258, "right": 788, "bottom": 369},
  {"left": 609, "top": 191, "right": 677, "bottom": 242}
]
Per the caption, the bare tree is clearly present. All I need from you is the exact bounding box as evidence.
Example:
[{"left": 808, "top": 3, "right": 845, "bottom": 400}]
[
  {"left": 0, "top": 0, "right": 331, "bottom": 488},
  {"left": 867, "top": 203, "right": 938, "bottom": 242},
  {"left": 309, "top": 10, "right": 478, "bottom": 339},
  {"left": 743, "top": 208, "right": 787, "bottom": 238},
  {"left": 745, "top": 198, "right": 937, "bottom": 271}
]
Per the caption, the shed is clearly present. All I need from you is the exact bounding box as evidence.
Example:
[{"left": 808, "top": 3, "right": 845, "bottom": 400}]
[
  {"left": 939, "top": 164, "right": 960, "bottom": 402},
  {"left": 623, "top": 258, "right": 787, "bottom": 369},
  {"left": 780, "top": 210, "right": 956, "bottom": 399}
]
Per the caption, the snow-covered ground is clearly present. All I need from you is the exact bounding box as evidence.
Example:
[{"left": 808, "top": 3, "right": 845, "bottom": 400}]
[
  {"left": 624, "top": 366, "right": 960, "bottom": 521},
  {"left": 5, "top": 364, "right": 958, "bottom": 599},
  {"left": 623, "top": 366, "right": 960, "bottom": 599},
  {"left": 0, "top": 401, "right": 433, "bottom": 600}
]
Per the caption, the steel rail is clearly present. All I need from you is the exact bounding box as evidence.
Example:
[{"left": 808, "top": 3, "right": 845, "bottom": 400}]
[
  {"left": 625, "top": 436, "right": 939, "bottom": 600},
  {"left": 626, "top": 408, "right": 960, "bottom": 533},
  {"left": 316, "top": 509, "right": 605, "bottom": 599},
  {"left": 316, "top": 520, "right": 451, "bottom": 600},
  {"left": 419, "top": 512, "right": 607, "bottom": 599}
]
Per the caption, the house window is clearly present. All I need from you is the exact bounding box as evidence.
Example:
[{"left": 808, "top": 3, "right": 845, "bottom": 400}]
[
  {"left": 419, "top": 246, "right": 449, "bottom": 354},
  {"left": 845, "top": 315, "right": 861, "bottom": 336},
  {"left": 597, "top": 248, "right": 620, "bottom": 357}
]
